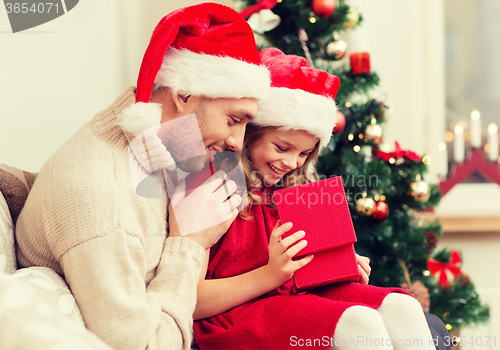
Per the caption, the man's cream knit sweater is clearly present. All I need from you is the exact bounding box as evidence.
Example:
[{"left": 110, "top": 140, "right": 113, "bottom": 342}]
[{"left": 15, "top": 88, "right": 206, "bottom": 350}]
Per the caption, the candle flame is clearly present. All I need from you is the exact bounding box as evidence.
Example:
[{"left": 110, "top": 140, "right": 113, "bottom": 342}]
[
  {"left": 438, "top": 143, "right": 446, "bottom": 151},
  {"left": 471, "top": 110, "right": 480, "bottom": 120},
  {"left": 455, "top": 125, "right": 464, "bottom": 134}
]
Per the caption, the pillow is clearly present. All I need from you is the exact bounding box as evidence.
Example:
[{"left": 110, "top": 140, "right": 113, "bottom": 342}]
[
  {"left": 0, "top": 164, "right": 38, "bottom": 225},
  {"left": 0, "top": 193, "right": 16, "bottom": 274}
]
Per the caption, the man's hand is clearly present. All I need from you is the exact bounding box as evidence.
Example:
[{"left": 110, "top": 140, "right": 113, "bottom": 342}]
[
  {"left": 356, "top": 253, "right": 371, "bottom": 284},
  {"left": 168, "top": 171, "right": 241, "bottom": 250}
]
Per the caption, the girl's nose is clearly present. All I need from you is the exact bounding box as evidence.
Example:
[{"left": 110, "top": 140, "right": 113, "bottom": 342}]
[{"left": 282, "top": 154, "right": 298, "bottom": 170}]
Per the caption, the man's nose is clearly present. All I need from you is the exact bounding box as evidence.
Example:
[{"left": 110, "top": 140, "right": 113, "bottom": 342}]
[{"left": 226, "top": 126, "right": 245, "bottom": 152}]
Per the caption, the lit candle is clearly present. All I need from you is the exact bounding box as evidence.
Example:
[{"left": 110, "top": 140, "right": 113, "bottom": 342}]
[
  {"left": 488, "top": 123, "right": 498, "bottom": 162},
  {"left": 470, "top": 110, "right": 481, "bottom": 148},
  {"left": 438, "top": 142, "right": 448, "bottom": 178},
  {"left": 454, "top": 125, "right": 464, "bottom": 163}
]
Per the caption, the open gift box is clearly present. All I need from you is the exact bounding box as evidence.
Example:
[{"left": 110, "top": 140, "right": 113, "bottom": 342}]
[{"left": 274, "top": 176, "right": 359, "bottom": 291}]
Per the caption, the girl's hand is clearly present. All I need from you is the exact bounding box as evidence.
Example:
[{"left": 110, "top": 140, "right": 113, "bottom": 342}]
[
  {"left": 265, "top": 221, "right": 314, "bottom": 286},
  {"left": 356, "top": 253, "right": 371, "bottom": 284}
]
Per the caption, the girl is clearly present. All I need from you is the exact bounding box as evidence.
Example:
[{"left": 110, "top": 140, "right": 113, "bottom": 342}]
[{"left": 193, "top": 48, "right": 435, "bottom": 350}]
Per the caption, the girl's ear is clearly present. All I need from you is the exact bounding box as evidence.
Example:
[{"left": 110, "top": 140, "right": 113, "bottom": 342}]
[{"left": 171, "top": 92, "right": 191, "bottom": 114}]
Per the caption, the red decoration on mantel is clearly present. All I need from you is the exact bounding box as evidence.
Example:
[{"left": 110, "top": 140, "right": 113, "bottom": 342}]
[{"left": 439, "top": 149, "right": 500, "bottom": 196}]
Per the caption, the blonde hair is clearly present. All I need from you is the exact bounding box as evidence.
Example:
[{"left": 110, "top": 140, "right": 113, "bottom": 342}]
[{"left": 240, "top": 124, "right": 320, "bottom": 218}]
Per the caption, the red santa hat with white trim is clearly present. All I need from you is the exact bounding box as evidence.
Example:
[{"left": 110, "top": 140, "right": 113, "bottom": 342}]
[
  {"left": 117, "top": 2, "right": 271, "bottom": 136},
  {"left": 252, "top": 48, "right": 340, "bottom": 148}
]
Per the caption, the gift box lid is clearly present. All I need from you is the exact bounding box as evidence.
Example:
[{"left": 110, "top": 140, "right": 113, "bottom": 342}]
[{"left": 274, "top": 176, "right": 357, "bottom": 256}]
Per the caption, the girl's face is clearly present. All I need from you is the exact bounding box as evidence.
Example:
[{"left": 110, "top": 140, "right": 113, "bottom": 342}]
[{"left": 249, "top": 128, "right": 319, "bottom": 186}]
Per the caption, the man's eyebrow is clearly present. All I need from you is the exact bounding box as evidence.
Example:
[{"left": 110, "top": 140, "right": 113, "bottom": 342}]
[{"left": 234, "top": 109, "right": 255, "bottom": 121}]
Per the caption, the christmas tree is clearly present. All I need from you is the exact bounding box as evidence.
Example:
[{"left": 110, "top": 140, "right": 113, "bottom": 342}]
[{"left": 236, "top": 0, "right": 489, "bottom": 330}]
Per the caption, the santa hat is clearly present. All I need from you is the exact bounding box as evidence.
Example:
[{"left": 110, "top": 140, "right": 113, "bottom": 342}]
[
  {"left": 252, "top": 48, "right": 340, "bottom": 148},
  {"left": 117, "top": 3, "right": 270, "bottom": 136}
]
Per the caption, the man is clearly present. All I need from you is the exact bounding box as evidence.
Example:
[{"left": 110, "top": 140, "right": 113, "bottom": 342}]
[{"left": 15, "top": 3, "right": 270, "bottom": 350}]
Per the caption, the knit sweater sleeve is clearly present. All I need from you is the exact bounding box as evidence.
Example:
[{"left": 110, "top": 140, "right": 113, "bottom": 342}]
[{"left": 60, "top": 231, "right": 205, "bottom": 350}]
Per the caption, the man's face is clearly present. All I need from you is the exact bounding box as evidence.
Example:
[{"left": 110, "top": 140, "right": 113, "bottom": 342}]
[{"left": 169, "top": 96, "right": 257, "bottom": 173}]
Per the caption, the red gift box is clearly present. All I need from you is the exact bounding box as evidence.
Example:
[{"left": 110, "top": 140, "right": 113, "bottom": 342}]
[
  {"left": 274, "top": 176, "right": 359, "bottom": 291},
  {"left": 350, "top": 52, "right": 371, "bottom": 75}
]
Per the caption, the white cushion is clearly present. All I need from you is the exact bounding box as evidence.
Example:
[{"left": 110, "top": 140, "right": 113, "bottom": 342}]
[{"left": 0, "top": 268, "right": 112, "bottom": 349}]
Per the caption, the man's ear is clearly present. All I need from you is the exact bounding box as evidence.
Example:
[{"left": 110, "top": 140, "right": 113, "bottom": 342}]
[{"left": 172, "top": 92, "right": 191, "bottom": 114}]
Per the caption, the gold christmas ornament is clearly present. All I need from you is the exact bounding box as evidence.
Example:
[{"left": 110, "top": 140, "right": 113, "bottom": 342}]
[
  {"left": 344, "top": 7, "right": 359, "bottom": 28},
  {"left": 325, "top": 38, "right": 347, "bottom": 60},
  {"left": 364, "top": 124, "right": 383, "bottom": 145},
  {"left": 409, "top": 179, "right": 430, "bottom": 203},
  {"left": 355, "top": 197, "right": 375, "bottom": 216}
]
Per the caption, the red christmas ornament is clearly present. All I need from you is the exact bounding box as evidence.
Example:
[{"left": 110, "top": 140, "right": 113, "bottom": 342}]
[
  {"left": 372, "top": 201, "right": 389, "bottom": 222},
  {"left": 312, "top": 0, "right": 336, "bottom": 18},
  {"left": 332, "top": 110, "right": 345, "bottom": 134},
  {"left": 350, "top": 52, "right": 371, "bottom": 75},
  {"left": 427, "top": 249, "right": 463, "bottom": 289}
]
